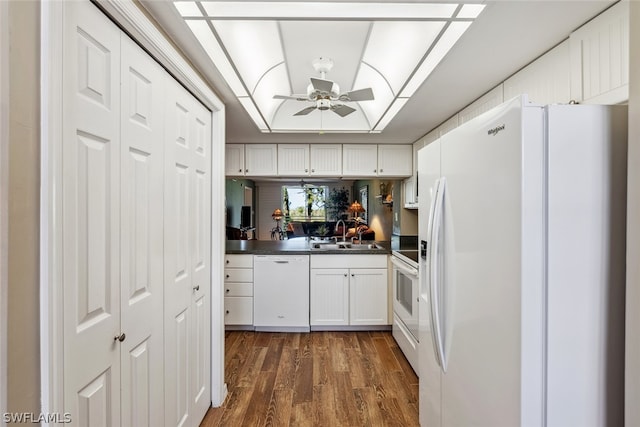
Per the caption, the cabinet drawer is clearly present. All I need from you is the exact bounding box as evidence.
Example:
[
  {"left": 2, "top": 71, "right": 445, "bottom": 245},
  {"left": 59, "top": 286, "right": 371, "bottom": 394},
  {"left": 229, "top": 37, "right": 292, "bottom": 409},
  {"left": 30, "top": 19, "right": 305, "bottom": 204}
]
[
  {"left": 225, "top": 297, "right": 253, "bottom": 325},
  {"left": 224, "top": 268, "right": 253, "bottom": 283},
  {"left": 224, "top": 282, "right": 253, "bottom": 297},
  {"left": 225, "top": 254, "right": 253, "bottom": 268}
]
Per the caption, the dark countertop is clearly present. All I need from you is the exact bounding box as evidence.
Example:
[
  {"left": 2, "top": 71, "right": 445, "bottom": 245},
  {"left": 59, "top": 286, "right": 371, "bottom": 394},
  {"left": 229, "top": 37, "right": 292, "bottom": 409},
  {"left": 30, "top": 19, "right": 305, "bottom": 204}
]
[{"left": 226, "top": 238, "right": 391, "bottom": 255}]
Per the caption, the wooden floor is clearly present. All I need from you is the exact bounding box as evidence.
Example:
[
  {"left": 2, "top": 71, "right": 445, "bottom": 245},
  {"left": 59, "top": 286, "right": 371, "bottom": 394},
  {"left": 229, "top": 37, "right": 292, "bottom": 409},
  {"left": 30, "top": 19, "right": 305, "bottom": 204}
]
[{"left": 200, "top": 330, "right": 419, "bottom": 427}]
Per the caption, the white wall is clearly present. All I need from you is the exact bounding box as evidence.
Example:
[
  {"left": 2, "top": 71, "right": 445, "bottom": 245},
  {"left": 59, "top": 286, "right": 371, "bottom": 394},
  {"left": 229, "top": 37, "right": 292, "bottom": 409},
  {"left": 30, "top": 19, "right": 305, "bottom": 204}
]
[
  {"left": 626, "top": 2, "right": 640, "bottom": 426},
  {"left": 6, "top": 0, "right": 40, "bottom": 417}
]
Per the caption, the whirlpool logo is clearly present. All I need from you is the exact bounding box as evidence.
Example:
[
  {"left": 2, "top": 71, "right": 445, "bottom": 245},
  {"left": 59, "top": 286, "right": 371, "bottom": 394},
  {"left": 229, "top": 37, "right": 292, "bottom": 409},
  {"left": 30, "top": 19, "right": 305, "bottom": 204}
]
[{"left": 487, "top": 124, "right": 505, "bottom": 136}]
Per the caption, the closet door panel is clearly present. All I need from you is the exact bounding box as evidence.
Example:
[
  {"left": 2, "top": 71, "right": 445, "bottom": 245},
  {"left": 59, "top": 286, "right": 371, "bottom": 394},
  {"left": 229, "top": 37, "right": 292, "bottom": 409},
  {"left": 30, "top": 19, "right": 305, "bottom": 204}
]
[
  {"left": 62, "top": 2, "right": 122, "bottom": 425},
  {"left": 190, "top": 101, "right": 211, "bottom": 421},
  {"left": 120, "top": 35, "right": 165, "bottom": 427},
  {"left": 164, "top": 78, "right": 194, "bottom": 427}
]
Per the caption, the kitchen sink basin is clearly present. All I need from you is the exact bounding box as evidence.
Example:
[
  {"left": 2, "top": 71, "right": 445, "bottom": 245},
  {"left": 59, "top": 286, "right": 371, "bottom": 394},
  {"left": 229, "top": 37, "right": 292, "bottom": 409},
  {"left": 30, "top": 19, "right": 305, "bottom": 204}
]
[{"left": 310, "top": 242, "right": 383, "bottom": 250}]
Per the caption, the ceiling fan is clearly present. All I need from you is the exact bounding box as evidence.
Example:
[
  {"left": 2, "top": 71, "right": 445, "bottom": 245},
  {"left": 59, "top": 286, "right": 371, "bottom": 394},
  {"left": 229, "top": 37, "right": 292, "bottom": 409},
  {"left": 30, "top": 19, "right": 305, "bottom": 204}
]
[{"left": 273, "top": 57, "right": 374, "bottom": 117}]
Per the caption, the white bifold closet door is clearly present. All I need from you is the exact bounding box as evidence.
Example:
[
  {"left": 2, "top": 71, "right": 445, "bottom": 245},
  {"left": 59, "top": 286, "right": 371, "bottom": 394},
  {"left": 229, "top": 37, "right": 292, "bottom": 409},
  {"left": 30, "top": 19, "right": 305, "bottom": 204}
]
[
  {"left": 62, "top": 2, "right": 211, "bottom": 426},
  {"left": 163, "top": 75, "right": 212, "bottom": 427}
]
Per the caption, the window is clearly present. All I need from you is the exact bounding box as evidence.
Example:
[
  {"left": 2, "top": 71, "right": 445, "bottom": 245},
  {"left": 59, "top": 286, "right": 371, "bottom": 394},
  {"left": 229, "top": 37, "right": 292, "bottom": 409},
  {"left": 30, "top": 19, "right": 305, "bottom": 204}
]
[{"left": 282, "top": 185, "right": 327, "bottom": 222}]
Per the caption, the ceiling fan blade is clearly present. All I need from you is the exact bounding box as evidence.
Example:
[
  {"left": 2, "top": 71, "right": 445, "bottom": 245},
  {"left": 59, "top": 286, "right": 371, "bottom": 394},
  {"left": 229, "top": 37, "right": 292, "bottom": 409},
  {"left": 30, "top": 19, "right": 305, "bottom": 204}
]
[
  {"left": 273, "top": 94, "right": 309, "bottom": 101},
  {"left": 331, "top": 104, "right": 356, "bottom": 117},
  {"left": 310, "top": 77, "right": 334, "bottom": 93},
  {"left": 294, "top": 106, "right": 317, "bottom": 116},
  {"left": 343, "top": 87, "right": 374, "bottom": 102}
]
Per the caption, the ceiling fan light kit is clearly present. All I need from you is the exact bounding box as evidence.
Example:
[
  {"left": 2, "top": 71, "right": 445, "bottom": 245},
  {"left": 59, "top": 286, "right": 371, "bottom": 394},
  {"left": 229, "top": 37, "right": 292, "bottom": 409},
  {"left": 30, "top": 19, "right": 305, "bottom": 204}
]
[{"left": 276, "top": 57, "right": 375, "bottom": 118}]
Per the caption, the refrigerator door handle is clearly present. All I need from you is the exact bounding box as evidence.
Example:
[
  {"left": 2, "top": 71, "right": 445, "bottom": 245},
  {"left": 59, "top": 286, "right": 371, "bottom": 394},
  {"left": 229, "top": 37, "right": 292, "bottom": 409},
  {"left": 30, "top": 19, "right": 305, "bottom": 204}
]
[{"left": 429, "top": 178, "right": 447, "bottom": 371}]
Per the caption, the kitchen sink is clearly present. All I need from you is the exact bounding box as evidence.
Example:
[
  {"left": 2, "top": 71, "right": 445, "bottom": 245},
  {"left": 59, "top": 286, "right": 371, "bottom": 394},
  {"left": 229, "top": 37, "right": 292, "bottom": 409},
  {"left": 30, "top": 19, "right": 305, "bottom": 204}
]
[{"left": 310, "top": 242, "right": 383, "bottom": 250}]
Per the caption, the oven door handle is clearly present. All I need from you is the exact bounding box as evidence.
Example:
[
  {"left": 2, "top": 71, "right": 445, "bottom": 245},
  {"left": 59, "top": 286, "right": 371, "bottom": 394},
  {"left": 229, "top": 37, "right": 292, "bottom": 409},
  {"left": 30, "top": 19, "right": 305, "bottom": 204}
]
[{"left": 391, "top": 256, "right": 419, "bottom": 278}]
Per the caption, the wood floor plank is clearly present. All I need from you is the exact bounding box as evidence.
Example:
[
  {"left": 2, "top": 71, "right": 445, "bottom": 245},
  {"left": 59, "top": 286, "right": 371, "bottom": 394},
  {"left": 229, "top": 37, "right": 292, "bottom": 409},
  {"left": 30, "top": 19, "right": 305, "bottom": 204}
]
[
  {"left": 265, "top": 388, "right": 294, "bottom": 427},
  {"left": 274, "top": 346, "right": 298, "bottom": 390},
  {"left": 290, "top": 401, "right": 313, "bottom": 427},
  {"left": 262, "top": 337, "right": 285, "bottom": 372},
  {"left": 292, "top": 356, "right": 313, "bottom": 404},
  {"left": 201, "top": 331, "right": 419, "bottom": 427},
  {"left": 329, "top": 336, "right": 349, "bottom": 372},
  {"left": 242, "top": 370, "right": 277, "bottom": 426},
  {"left": 312, "top": 346, "right": 331, "bottom": 386}
]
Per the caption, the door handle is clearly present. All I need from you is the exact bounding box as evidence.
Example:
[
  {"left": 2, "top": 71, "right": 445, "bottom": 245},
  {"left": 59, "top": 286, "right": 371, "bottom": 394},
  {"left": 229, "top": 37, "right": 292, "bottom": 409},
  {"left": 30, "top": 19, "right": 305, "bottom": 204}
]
[
  {"left": 193, "top": 285, "right": 200, "bottom": 291},
  {"left": 114, "top": 333, "right": 126, "bottom": 343}
]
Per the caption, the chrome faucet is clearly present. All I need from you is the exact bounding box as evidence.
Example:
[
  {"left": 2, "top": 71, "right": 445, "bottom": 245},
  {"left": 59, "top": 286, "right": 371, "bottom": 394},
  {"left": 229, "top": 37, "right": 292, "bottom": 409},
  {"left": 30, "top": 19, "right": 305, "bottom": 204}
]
[{"left": 335, "top": 219, "right": 346, "bottom": 242}]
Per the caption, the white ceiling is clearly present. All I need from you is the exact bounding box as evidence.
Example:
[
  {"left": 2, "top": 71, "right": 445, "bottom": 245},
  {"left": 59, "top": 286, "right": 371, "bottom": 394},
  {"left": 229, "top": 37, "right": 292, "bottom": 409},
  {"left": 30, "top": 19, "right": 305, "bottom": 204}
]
[{"left": 141, "top": 0, "right": 617, "bottom": 144}]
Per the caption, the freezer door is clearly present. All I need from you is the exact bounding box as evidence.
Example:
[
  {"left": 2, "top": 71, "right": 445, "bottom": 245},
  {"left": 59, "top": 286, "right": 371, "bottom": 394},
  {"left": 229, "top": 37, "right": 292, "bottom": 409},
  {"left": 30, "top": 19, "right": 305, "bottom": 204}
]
[
  {"left": 418, "top": 140, "right": 443, "bottom": 427},
  {"left": 439, "top": 97, "right": 527, "bottom": 426}
]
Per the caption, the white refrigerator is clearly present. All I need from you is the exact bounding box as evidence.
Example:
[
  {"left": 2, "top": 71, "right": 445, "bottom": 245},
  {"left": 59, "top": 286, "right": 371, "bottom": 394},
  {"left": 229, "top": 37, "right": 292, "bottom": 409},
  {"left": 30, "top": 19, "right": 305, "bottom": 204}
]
[{"left": 418, "top": 96, "right": 627, "bottom": 427}]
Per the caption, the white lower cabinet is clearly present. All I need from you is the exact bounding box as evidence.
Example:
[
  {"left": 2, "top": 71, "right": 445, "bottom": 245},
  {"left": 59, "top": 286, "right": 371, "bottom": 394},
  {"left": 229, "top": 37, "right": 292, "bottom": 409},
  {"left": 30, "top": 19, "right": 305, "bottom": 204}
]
[
  {"left": 224, "top": 254, "right": 254, "bottom": 326},
  {"left": 310, "top": 269, "right": 350, "bottom": 326},
  {"left": 310, "top": 255, "right": 389, "bottom": 328},
  {"left": 349, "top": 269, "right": 388, "bottom": 325}
]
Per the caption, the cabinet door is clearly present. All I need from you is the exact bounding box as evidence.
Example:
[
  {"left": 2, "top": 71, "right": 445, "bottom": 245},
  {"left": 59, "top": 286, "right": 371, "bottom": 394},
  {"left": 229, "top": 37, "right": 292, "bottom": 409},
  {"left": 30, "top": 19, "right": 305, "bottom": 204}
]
[
  {"left": 310, "top": 269, "right": 349, "bottom": 326},
  {"left": 403, "top": 176, "right": 417, "bottom": 208},
  {"left": 224, "top": 297, "right": 253, "bottom": 325},
  {"left": 225, "top": 144, "right": 245, "bottom": 176},
  {"left": 570, "top": 1, "right": 629, "bottom": 104},
  {"left": 342, "top": 144, "right": 378, "bottom": 177},
  {"left": 245, "top": 144, "right": 277, "bottom": 176},
  {"left": 310, "top": 144, "right": 342, "bottom": 176},
  {"left": 277, "top": 144, "right": 309, "bottom": 176},
  {"left": 349, "top": 269, "right": 388, "bottom": 325},
  {"left": 378, "top": 145, "right": 412, "bottom": 177}
]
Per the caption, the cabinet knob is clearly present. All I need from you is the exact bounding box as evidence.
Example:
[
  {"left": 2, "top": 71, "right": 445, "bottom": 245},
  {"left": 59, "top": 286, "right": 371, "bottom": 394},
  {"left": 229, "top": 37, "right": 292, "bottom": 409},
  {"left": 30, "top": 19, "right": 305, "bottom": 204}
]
[
  {"left": 193, "top": 285, "right": 200, "bottom": 291},
  {"left": 225, "top": 310, "right": 230, "bottom": 314},
  {"left": 373, "top": 169, "right": 377, "bottom": 173},
  {"left": 311, "top": 169, "right": 315, "bottom": 173},
  {"left": 380, "top": 169, "right": 383, "bottom": 172},
  {"left": 351, "top": 274, "right": 355, "bottom": 277},
  {"left": 226, "top": 274, "right": 230, "bottom": 278},
  {"left": 305, "top": 169, "right": 308, "bottom": 172},
  {"left": 238, "top": 169, "right": 242, "bottom": 173},
  {"left": 114, "top": 333, "right": 126, "bottom": 342},
  {"left": 226, "top": 289, "right": 230, "bottom": 293},
  {"left": 245, "top": 169, "right": 248, "bottom": 173},
  {"left": 226, "top": 259, "right": 230, "bottom": 264},
  {"left": 344, "top": 274, "right": 347, "bottom": 277}
]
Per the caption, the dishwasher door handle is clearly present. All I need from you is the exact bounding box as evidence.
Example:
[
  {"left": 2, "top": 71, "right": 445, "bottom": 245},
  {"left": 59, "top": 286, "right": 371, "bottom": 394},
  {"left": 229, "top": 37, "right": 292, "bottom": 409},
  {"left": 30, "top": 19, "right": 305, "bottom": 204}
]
[{"left": 274, "top": 260, "right": 289, "bottom": 264}]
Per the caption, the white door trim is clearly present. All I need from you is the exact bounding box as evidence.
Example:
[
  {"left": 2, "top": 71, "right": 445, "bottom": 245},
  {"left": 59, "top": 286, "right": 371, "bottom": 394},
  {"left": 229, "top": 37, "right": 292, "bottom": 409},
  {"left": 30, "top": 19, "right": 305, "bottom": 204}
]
[
  {"left": 40, "top": 1, "right": 227, "bottom": 420},
  {"left": 0, "top": 0, "right": 9, "bottom": 422}
]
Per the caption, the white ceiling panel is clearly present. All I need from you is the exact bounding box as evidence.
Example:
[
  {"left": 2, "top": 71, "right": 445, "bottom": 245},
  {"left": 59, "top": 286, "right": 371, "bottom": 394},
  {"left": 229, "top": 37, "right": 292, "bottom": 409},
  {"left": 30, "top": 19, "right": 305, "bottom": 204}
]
[
  {"left": 142, "top": 0, "right": 618, "bottom": 142},
  {"left": 279, "top": 21, "right": 370, "bottom": 95}
]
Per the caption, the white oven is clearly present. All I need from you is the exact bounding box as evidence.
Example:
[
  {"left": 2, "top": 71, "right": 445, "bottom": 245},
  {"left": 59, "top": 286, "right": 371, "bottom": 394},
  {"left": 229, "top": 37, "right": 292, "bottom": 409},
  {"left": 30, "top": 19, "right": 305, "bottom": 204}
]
[{"left": 391, "top": 254, "right": 419, "bottom": 373}]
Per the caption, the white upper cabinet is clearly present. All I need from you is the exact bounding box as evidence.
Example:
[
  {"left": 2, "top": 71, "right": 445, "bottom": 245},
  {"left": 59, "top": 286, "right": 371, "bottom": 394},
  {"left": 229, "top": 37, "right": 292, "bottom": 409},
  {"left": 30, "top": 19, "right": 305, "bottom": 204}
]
[
  {"left": 310, "top": 144, "right": 342, "bottom": 176},
  {"left": 276, "top": 143, "right": 343, "bottom": 176},
  {"left": 225, "top": 144, "right": 245, "bottom": 176},
  {"left": 277, "top": 144, "right": 309, "bottom": 176},
  {"left": 377, "top": 145, "right": 413, "bottom": 177},
  {"left": 342, "top": 144, "right": 379, "bottom": 177},
  {"left": 570, "top": 1, "right": 629, "bottom": 104},
  {"left": 244, "top": 144, "right": 277, "bottom": 176},
  {"left": 504, "top": 41, "right": 570, "bottom": 105}
]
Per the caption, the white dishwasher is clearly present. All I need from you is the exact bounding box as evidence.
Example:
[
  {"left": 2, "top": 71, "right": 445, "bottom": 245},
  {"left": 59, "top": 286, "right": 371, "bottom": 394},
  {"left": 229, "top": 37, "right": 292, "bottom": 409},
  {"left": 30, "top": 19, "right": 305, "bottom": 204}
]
[{"left": 253, "top": 255, "right": 310, "bottom": 332}]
